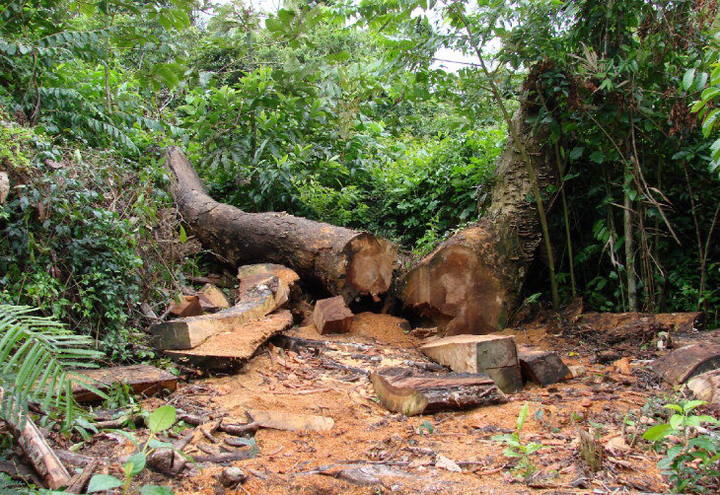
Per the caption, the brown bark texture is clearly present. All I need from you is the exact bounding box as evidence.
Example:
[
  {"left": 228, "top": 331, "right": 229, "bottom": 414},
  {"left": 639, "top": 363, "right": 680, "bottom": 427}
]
[{"left": 165, "top": 147, "right": 396, "bottom": 301}]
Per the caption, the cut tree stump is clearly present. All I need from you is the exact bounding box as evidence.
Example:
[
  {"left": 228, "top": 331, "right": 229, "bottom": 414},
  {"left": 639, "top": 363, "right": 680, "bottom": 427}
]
[
  {"left": 151, "top": 269, "right": 291, "bottom": 349},
  {"left": 313, "top": 296, "right": 354, "bottom": 334},
  {"left": 399, "top": 105, "right": 553, "bottom": 335},
  {"left": 164, "top": 310, "right": 293, "bottom": 370},
  {"left": 1, "top": 387, "right": 71, "bottom": 490},
  {"left": 197, "top": 283, "right": 230, "bottom": 312},
  {"left": 687, "top": 369, "right": 720, "bottom": 403},
  {"left": 71, "top": 364, "right": 178, "bottom": 403},
  {"left": 369, "top": 368, "right": 506, "bottom": 416},
  {"left": 420, "top": 335, "right": 522, "bottom": 393},
  {"left": 165, "top": 147, "right": 396, "bottom": 301},
  {"left": 654, "top": 344, "right": 720, "bottom": 385},
  {"left": 168, "top": 295, "right": 203, "bottom": 317},
  {"left": 246, "top": 409, "right": 334, "bottom": 432},
  {"left": 518, "top": 349, "right": 570, "bottom": 386}
]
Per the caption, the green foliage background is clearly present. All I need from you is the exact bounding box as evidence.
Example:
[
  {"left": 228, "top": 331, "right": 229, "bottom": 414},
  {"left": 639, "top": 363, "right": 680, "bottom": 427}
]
[{"left": 0, "top": 0, "right": 719, "bottom": 363}]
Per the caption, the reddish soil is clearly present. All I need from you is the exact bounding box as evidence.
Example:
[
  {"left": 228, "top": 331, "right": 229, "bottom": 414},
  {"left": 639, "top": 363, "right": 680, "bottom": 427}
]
[{"left": 142, "top": 313, "right": 686, "bottom": 495}]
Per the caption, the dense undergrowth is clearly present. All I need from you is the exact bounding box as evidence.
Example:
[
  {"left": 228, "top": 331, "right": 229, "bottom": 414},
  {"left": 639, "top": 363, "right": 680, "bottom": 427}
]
[{"left": 0, "top": 0, "right": 719, "bottom": 358}]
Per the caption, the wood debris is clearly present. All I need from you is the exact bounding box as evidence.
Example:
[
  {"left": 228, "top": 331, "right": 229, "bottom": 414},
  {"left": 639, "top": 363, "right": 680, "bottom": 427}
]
[
  {"left": 653, "top": 343, "right": 720, "bottom": 385},
  {"left": 164, "top": 310, "right": 293, "bottom": 370},
  {"left": 369, "top": 368, "right": 505, "bottom": 416},
  {"left": 518, "top": 348, "right": 571, "bottom": 386},
  {"left": 71, "top": 364, "right": 178, "bottom": 403},
  {"left": 312, "top": 296, "right": 354, "bottom": 334},
  {"left": 420, "top": 334, "right": 522, "bottom": 393},
  {"left": 245, "top": 409, "right": 334, "bottom": 432}
]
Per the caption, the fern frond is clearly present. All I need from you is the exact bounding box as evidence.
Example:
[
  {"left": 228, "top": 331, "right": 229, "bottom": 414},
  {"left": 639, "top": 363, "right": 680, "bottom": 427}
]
[{"left": 0, "top": 305, "right": 103, "bottom": 427}]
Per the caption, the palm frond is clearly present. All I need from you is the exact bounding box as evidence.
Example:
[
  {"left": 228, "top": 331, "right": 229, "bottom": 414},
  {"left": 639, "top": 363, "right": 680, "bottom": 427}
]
[{"left": 0, "top": 305, "right": 103, "bottom": 427}]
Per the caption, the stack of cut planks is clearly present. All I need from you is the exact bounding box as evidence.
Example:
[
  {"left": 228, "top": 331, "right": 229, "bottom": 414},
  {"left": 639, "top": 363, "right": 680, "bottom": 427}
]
[{"left": 151, "top": 263, "right": 299, "bottom": 370}]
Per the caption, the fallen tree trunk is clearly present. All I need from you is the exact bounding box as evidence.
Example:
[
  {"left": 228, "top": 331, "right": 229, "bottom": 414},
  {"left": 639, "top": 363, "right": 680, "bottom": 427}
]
[
  {"left": 165, "top": 147, "right": 396, "bottom": 301},
  {"left": 400, "top": 106, "right": 552, "bottom": 335}
]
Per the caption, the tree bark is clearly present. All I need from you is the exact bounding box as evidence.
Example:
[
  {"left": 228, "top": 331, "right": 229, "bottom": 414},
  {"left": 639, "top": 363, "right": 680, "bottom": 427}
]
[
  {"left": 165, "top": 148, "right": 396, "bottom": 301},
  {"left": 1, "top": 388, "right": 72, "bottom": 490},
  {"left": 400, "top": 107, "right": 553, "bottom": 335}
]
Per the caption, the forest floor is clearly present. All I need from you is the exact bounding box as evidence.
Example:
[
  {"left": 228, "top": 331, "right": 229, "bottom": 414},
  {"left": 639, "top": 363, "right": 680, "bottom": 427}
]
[{"left": 100, "top": 312, "right": 716, "bottom": 495}]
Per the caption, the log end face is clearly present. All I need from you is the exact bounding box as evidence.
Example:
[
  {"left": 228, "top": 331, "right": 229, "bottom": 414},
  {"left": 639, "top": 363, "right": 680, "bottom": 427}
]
[
  {"left": 401, "top": 231, "right": 509, "bottom": 335},
  {"left": 344, "top": 234, "right": 397, "bottom": 299}
]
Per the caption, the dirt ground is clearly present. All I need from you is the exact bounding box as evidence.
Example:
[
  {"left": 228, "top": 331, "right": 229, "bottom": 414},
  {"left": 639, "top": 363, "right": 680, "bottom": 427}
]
[{"left": 119, "top": 311, "right": 708, "bottom": 495}]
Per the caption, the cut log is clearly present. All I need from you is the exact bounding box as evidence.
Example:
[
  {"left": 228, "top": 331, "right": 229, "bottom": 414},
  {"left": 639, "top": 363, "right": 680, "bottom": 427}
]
[
  {"left": 197, "top": 283, "right": 230, "bottom": 311},
  {"left": 653, "top": 344, "right": 720, "bottom": 385},
  {"left": 164, "top": 310, "right": 293, "bottom": 370},
  {"left": 245, "top": 409, "right": 334, "bottom": 432},
  {"left": 71, "top": 364, "right": 178, "bottom": 403},
  {"left": 165, "top": 147, "right": 396, "bottom": 301},
  {"left": 518, "top": 349, "right": 570, "bottom": 387},
  {"left": 151, "top": 270, "right": 290, "bottom": 349},
  {"left": 236, "top": 264, "right": 297, "bottom": 310},
  {"left": 400, "top": 107, "right": 553, "bottom": 335},
  {"left": 168, "top": 295, "right": 203, "bottom": 317},
  {"left": 1, "top": 387, "right": 71, "bottom": 490},
  {"left": 687, "top": 369, "right": 720, "bottom": 403},
  {"left": 313, "top": 296, "right": 354, "bottom": 334},
  {"left": 420, "top": 334, "right": 522, "bottom": 393},
  {"left": 369, "top": 368, "right": 506, "bottom": 416}
]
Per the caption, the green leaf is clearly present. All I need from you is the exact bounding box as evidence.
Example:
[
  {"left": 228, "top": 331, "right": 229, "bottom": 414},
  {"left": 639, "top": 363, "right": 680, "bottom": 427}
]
[
  {"left": 569, "top": 147, "right": 584, "bottom": 160},
  {"left": 642, "top": 423, "right": 672, "bottom": 442},
  {"left": 682, "top": 400, "right": 707, "bottom": 413},
  {"left": 516, "top": 403, "right": 529, "bottom": 431},
  {"left": 664, "top": 404, "right": 683, "bottom": 413},
  {"left": 179, "top": 225, "right": 187, "bottom": 243},
  {"left": 266, "top": 18, "right": 283, "bottom": 33},
  {"left": 124, "top": 452, "right": 146, "bottom": 477},
  {"left": 140, "top": 486, "right": 174, "bottom": 495},
  {"left": 702, "top": 108, "right": 720, "bottom": 137},
  {"left": 87, "top": 474, "right": 123, "bottom": 492},
  {"left": 147, "top": 405, "right": 176, "bottom": 433},
  {"left": 683, "top": 68, "right": 696, "bottom": 91},
  {"left": 589, "top": 151, "right": 605, "bottom": 164}
]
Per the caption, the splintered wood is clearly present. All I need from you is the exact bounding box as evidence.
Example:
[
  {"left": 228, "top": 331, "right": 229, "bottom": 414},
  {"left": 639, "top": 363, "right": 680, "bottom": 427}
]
[
  {"left": 313, "top": 296, "right": 354, "bottom": 334},
  {"left": 71, "top": 364, "right": 178, "bottom": 403},
  {"left": 246, "top": 409, "right": 334, "bottom": 432},
  {"left": 168, "top": 295, "right": 203, "bottom": 317},
  {"left": 420, "top": 335, "right": 522, "bottom": 393},
  {"left": 151, "top": 265, "right": 298, "bottom": 350},
  {"left": 164, "top": 310, "right": 294, "bottom": 370}
]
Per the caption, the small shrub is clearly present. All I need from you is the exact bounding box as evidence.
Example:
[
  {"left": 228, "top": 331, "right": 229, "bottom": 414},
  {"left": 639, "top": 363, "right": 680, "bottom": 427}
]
[{"left": 643, "top": 400, "right": 720, "bottom": 493}]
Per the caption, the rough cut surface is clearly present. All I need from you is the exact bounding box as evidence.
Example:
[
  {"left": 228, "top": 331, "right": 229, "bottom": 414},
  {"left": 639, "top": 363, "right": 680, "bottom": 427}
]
[
  {"left": 165, "top": 147, "right": 396, "bottom": 301},
  {"left": 71, "top": 364, "right": 178, "bottom": 403},
  {"left": 198, "top": 283, "right": 230, "bottom": 311},
  {"left": 370, "top": 368, "right": 505, "bottom": 416},
  {"left": 313, "top": 296, "right": 354, "bottom": 334},
  {"left": 687, "top": 369, "right": 720, "bottom": 403},
  {"left": 168, "top": 295, "right": 203, "bottom": 317},
  {"left": 653, "top": 343, "right": 720, "bottom": 385},
  {"left": 163, "top": 310, "right": 293, "bottom": 370},
  {"left": 420, "top": 334, "right": 522, "bottom": 393}
]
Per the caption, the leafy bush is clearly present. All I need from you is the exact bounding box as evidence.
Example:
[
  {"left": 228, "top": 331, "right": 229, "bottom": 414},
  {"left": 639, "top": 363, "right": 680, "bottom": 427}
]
[
  {"left": 0, "top": 119, "right": 195, "bottom": 361},
  {"left": 643, "top": 400, "right": 720, "bottom": 493}
]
